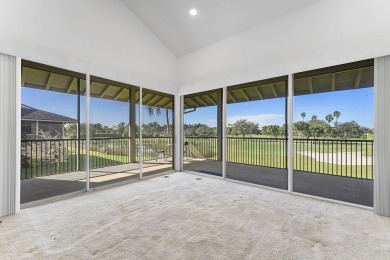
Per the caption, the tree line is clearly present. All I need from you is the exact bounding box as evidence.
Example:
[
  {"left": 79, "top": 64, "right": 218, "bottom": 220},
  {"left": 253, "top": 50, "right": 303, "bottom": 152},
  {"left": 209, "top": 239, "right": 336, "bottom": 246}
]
[
  {"left": 60, "top": 111, "right": 372, "bottom": 139},
  {"left": 295, "top": 111, "right": 372, "bottom": 139},
  {"left": 64, "top": 121, "right": 173, "bottom": 138},
  {"left": 64, "top": 103, "right": 173, "bottom": 138},
  {"left": 184, "top": 111, "right": 373, "bottom": 139}
]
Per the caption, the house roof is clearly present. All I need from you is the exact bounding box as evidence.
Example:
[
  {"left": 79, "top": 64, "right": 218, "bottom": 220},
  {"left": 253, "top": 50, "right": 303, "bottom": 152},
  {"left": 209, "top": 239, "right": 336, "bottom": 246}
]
[{"left": 21, "top": 104, "right": 76, "bottom": 123}]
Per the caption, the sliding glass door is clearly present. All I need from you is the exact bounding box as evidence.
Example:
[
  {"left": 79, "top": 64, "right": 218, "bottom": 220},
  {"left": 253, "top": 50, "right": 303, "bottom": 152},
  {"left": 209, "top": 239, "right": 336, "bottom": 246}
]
[
  {"left": 181, "top": 60, "right": 374, "bottom": 207},
  {"left": 226, "top": 77, "right": 288, "bottom": 189},
  {"left": 293, "top": 60, "right": 374, "bottom": 206},
  {"left": 183, "top": 89, "right": 223, "bottom": 176},
  {"left": 142, "top": 89, "right": 174, "bottom": 176},
  {"left": 21, "top": 61, "right": 175, "bottom": 205},
  {"left": 88, "top": 77, "right": 140, "bottom": 189},
  {"left": 21, "top": 61, "right": 86, "bottom": 203}
]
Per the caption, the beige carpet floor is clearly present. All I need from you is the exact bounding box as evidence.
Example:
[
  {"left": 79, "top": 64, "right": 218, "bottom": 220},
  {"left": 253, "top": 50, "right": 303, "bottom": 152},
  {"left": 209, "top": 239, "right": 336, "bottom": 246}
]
[{"left": 1, "top": 172, "right": 390, "bottom": 259}]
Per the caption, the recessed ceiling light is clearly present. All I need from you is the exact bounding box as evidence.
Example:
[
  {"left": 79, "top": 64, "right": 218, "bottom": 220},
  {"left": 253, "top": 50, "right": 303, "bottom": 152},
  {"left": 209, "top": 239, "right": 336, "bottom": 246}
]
[{"left": 189, "top": 9, "right": 197, "bottom": 16}]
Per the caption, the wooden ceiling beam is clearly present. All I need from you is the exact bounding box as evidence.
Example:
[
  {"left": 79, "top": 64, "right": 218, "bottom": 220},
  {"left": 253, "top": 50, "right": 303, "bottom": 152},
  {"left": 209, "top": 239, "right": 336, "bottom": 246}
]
[
  {"left": 227, "top": 91, "right": 237, "bottom": 103},
  {"left": 195, "top": 96, "right": 208, "bottom": 107},
  {"left": 142, "top": 93, "right": 154, "bottom": 104},
  {"left": 45, "top": 73, "right": 55, "bottom": 90},
  {"left": 160, "top": 98, "right": 172, "bottom": 109},
  {"left": 241, "top": 89, "right": 250, "bottom": 101},
  {"left": 203, "top": 94, "right": 216, "bottom": 105},
  {"left": 354, "top": 69, "right": 363, "bottom": 88},
  {"left": 163, "top": 101, "right": 173, "bottom": 109},
  {"left": 66, "top": 78, "right": 76, "bottom": 93},
  {"left": 254, "top": 86, "right": 263, "bottom": 99},
  {"left": 270, "top": 84, "right": 278, "bottom": 98},
  {"left": 331, "top": 73, "right": 336, "bottom": 91},
  {"left": 183, "top": 101, "right": 190, "bottom": 109},
  {"left": 189, "top": 97, "right": 201, "bottom": 108},
  {"left": 99, "top": 84, "right": 111, "bottom": 98},
  {"left": 21, "top": 67, "right": 27, "bottom": 87},
  {"left": 144, "top": 95, "right": 161, "bottom": 106},
  {"left": 114, "top": 88, "right": 126, "bottom": 101},
  {"left": 153, "top": 96, "right": 168, "bottom": 107},
  {"left": 308, "top": 77, "right": 314, "bottom": 94}
]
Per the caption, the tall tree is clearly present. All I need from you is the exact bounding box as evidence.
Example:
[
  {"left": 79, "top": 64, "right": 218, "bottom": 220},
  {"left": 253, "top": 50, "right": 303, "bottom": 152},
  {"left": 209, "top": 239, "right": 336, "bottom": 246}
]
[
  {"left": 146, "top": 106, "right": 171, "bottom": 136},
  {"left": 64, "top": 123, "right": 77, "bottom": 138},
  {"left": 227, "top": 124, "right": 233, "bottom": 136},
  {"left": 114, "top": 122, "right": 127, "bottom": 136},
  {"left": 196, "top": 125, "right": 214, "bottom": 137},
  {"left": 294, "top": 121, "right": 310, "bottom": 138},
  {"left": 262, "top": 126, "right": 270, "bottom": 137},
  {"left": 301, "top": 112, "right": 306, "bottom": 122},
  {"left": 231, "top": 119, "right": 259, "bottom": 137},
  {"left": 309, "top": 124, "right": 325, "bottom": 139},
  {"left": 267, "top": 125, "right": 281, "bottom": 138},
  {"left": 325, "top": 114, "right": 334, "bottom": 126},
  {"left": 311, "top": 115, "right": 318, "bottom": 121},
  {"left": 337, "top": 120, "right": 364, "bottom": 138},
  {"left": 333, "top": 111, "right": 341, "bottom": 124},
  {"left": 165, "top": 109, "right": 170, "bottom": 136}
]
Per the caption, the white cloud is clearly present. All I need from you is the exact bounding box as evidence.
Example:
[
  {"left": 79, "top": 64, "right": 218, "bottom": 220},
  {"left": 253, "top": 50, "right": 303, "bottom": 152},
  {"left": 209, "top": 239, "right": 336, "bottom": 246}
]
[{"left": 227, "top": 114, "right": 285, "bottom": 127}]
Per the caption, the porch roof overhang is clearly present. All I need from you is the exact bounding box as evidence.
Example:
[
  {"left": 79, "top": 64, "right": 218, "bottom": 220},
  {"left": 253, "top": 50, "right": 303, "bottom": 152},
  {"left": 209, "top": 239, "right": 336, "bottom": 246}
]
[
  {"left": 22, "top": 60, "right": 173, "bottom": 110},
  {"left": 184, "top": 59, "right": 374, "bottom": 109}
]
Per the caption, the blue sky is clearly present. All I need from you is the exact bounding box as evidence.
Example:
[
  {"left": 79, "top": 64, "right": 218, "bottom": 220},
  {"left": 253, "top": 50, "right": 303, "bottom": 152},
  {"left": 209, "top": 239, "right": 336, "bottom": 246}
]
[
  {"left": 294, "top": 88, "right": 373, "bottom": 127},
  {"left": 22, "top": 87, "right": 373, "bottom": 128},
  {"left": 22, "top": 88, "right": 172, "bottom": 127},
  {"left": 185, "top": 87, "right": 374, "bottom": 128}
]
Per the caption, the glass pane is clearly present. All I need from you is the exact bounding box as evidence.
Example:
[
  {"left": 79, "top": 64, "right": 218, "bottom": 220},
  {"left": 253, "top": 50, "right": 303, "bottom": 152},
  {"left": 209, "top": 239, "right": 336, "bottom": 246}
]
[
  {"left": 89, "top": 78, "right": 140, "bottom": 189},
  {"left": 141, "top": 89, "right": 174, "bottom": 176},
  {"left": 226, "top": 78, "right": 288, "bottom": 189},
  {"left": 293, "top": 60, "right": 374, "bottom": 206},
  {"left": 20, "top": 63, "right": 86, "bottom": 203},
  {"left": 183, "top": 90, "right": 222, "bottom": 176}
]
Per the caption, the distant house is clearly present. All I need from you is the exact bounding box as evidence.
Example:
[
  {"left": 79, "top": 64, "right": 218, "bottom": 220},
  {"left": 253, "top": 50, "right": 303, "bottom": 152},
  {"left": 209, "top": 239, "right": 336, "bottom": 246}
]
[{"left": 21, "top": 104, "right": 76, "bottom": 139}]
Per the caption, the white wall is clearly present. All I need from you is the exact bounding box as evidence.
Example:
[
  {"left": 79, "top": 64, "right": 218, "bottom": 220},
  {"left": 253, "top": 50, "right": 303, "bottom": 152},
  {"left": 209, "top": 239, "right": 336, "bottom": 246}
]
[
  {"left": 178, "top": 0, "right": 390, "bottom": 94},
  {"left": 0, "top": 0, "right": 178, "bottom": 94}
]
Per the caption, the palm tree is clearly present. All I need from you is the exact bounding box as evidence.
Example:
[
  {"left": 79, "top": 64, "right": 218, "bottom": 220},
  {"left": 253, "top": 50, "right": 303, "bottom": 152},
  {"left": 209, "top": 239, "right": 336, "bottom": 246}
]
[
  {"left": 324, "top": 114, "right": 334, "bottom": 138},
  {"left": 146, "top": 106, "right": 170, "bottom": 136},
  {"left": 325, "top": 114, "right": 334, "bottom": 126},
  {"left": 146, "top": 106, "right": 161, "bottom": 117},
  {"left": 333, "top": 111, "right": 341, "bottom": 124},
  {"left": 301, "top": 112, "right": 306, "bottom": 122},
  {"left": 311, "top": 115, "right": 318, "bottom": 121}
]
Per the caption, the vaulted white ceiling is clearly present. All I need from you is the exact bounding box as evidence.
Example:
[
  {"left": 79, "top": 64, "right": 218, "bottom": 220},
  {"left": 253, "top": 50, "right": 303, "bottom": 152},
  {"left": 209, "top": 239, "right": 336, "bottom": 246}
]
[{"left": 123, "top": 0, "right": 322, "bottom": 57}]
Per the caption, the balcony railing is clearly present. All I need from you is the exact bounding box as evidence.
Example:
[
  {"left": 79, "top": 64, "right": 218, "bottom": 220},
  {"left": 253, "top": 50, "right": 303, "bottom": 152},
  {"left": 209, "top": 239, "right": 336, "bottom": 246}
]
[
  {"left": 184, "top": 137, "right": 373, "bottom": 179},
  {"left": 227, "top": 137, "right": 287, "bottom": 169},
  {"left": 294, "top": 139, "right": 373, "bottom": 179},
  {"left": 21, "top": 137, "right": 173, "bottom": 180},
  {"left": 21, "top": 136, "right": 373, "bottom": 180}
]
